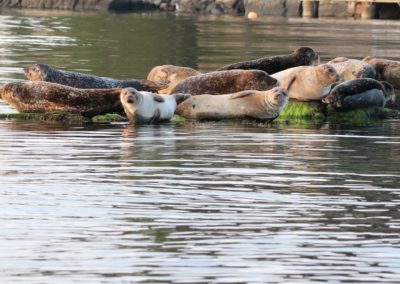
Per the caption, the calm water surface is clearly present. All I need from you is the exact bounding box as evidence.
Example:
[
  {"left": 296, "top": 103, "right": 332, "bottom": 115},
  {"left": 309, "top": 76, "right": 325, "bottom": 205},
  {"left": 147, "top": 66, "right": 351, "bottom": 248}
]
[{"left": 0, "top": 11, "right": 400, "bottom": 283}]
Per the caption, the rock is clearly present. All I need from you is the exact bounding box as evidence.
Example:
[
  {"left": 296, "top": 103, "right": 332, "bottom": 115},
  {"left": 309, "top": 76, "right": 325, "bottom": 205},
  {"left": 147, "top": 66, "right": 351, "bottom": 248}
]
[{"left": 244, "top": 0, "right": 285, "bottom": 16}]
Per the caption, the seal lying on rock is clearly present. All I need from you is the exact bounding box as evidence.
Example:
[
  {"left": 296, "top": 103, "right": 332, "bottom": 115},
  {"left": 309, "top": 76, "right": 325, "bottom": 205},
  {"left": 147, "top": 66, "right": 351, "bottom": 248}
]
[
  {"left": 362, "top": 56, "right": 400, "bottom": 89},
  {"left": 271, "top": 64, "right": 339, "bottom": 101},
  {"left": 175, "top": 87, "right": 288, "bottom": 121},
  {"left": 328, "top": 57, "right": 377, "bottom": 82},
  {"left": 147, "top": 65, "right": 202, "bottom": 94},
  {"left": 24, "top": 63, "right": 169, "bottom": 92},
  {"left": 120, "top": 88, "right": 190, "bottom": 124},
  {"left": 217, "top": 47, "right": 320, "bottom": 74},
  {"left": 171, "top": 70, "right": 277, "bottom": 96},
  {"left": 323, "top": 78, "right": 395, "bottom": 110},
  {"left": 0, "top": 81, "right": 124, "bottom": 117}
]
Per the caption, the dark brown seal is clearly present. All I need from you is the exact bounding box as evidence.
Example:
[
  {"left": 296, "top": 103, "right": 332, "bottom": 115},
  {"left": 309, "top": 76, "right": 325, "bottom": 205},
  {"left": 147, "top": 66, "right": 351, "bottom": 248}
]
[
  {"left": 0, "top": 81, "right": 124, "bottom": 117},
  {"left": 323, "top": 78, "right": 395, "bottom": 110},
  {"left": 362, "top": 56, "right": 400, "bottom": 89},
  {"left": 217, "top": 47, "right": 320, "bottom": 74},
  {"left": 24, "top": 63, "right": 169, "bottom": 92},
  {"left": 171, "top": 70, "right": 277, "bottom": 96},
  {"left": 175, "top": 87, "right": 288, "bottom": 121}
]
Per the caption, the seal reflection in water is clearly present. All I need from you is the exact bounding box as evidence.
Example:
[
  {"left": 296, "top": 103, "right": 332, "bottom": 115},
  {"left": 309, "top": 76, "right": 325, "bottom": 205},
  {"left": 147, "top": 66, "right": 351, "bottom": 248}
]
[
  {"left": 328, "top": 57, "right": 377, "bottom": 82},
  {"left": 120, "top": 88, "right": 190, "bottom": 124},
  {"left": 271, "top": 64, "right": 339, "bottom": 101},
  {"left": 217, "top": 46, "right": 320, "bottom": 74},
  {"left": 147, "top": 65, "right": 202, "bottom": 94},
  {"left": 24, "top": 63, "right": 169, "bottom": 92},
  {"left": 171, "top": 69, "right": 278, "bottom": 96},
  {"left": 323, "top": 78, "right": 395, "bottom": 110},
  {"left": 175, "top": 87, "right": 288, "bottom": 121}
]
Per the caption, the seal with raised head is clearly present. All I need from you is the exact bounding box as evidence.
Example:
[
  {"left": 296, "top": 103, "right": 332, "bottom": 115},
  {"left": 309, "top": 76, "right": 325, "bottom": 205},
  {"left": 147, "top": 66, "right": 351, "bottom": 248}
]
[
  {"left": 175, "top": 87, "right": 288, "bottom": 121},
  {"left": 362, "top": 56, "right": 400, "bottom": 89},
  {"left": 24, "top": 63, "right": 169, "bottom": 92},
  {"left": 171, "top": 69, "right": 277, "bottom": 96},
  {"left": 120, "top": 88, "right": 190, "bottom": 124},
  {"left": 217, "top": 46, "right": 320, "bottom": 74},
  {"left": 0, "top": 81, "right": 124, "bottom": 117},
  {"left": 328, "top": 57, "right": 377, "bottom": 82},
  {"left": 147, "top": 65, "right": 202, "bottom": 94},
  {"left": 323, "top": 78, "right": 395, "bottom": 110},
  {"left": 271, "top": 64, "right": 339, "bottom": 101}
]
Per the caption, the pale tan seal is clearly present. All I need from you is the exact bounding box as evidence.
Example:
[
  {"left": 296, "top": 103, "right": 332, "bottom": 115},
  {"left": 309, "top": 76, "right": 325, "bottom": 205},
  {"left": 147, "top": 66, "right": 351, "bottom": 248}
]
[
  {"left": 175, "top": 87, "right": 288, "bottom": 121},
  {"left": 120, "top": 88, "right": 190, "bottom": 124},
  {"left": 271, "top": 64, "right": 339, "bottom": 101},
  {"left": 328, "top": 57, "right": 377, "bottom": 82},
  {"left": 171, "top": 69, "right": 277, "bottom": 96},
  {"left": 147, "top": 65, "right": 202, "bottom": 94}
]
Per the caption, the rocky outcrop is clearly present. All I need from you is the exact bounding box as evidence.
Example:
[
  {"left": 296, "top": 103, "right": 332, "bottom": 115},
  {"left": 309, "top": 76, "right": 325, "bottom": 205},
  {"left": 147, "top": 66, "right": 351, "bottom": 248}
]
[{"left": 244, "top": 0, "right": 300, "bottom": 17}]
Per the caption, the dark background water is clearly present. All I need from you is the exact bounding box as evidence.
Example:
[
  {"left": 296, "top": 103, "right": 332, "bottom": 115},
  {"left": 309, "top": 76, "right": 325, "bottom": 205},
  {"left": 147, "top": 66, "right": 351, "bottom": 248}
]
[{"left": 0, "top": 11, "right": 400, "bottom": 283}]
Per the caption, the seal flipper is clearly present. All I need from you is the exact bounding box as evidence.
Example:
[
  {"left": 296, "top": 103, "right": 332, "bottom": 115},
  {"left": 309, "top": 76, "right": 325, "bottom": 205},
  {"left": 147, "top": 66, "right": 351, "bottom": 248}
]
[
  {"left": 148, "top": 108, "right": 161, "bottom": 124},
  {"left": 282, "top": 74, "right": 296, "bottom": 93},
  {"left": 229, "top": 90, "right": 254, "bottom": 100},
  {"left": 153, "top": 94, "right": 165, "bottom": 103},
  {"left": 138, "top": 79, "right": 170, "bottom": 92},
  {"left": 173, "top": 93, "right": 191, "bottom": 105}
]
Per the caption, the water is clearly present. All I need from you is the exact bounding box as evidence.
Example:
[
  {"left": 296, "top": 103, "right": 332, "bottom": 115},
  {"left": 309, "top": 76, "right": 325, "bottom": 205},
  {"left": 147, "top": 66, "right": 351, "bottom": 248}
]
[{"left": 0, "top": 11, "right": 400, "bottom": 283}]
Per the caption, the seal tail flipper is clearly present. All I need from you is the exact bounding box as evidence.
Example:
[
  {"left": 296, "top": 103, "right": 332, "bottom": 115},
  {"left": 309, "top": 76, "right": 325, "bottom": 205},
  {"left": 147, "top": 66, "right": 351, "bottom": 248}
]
[
  {"left": 173, "top": 93, "right": 191, "bottom": 105},
  {"left": 138, "top": 79, "right": 170, "bottom": 92}
]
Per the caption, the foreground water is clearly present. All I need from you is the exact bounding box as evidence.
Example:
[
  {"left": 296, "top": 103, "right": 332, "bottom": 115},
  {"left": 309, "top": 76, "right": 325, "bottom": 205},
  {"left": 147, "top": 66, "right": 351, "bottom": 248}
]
[{"left": 0, "top": 11, "right": 400, "bottom": 283}]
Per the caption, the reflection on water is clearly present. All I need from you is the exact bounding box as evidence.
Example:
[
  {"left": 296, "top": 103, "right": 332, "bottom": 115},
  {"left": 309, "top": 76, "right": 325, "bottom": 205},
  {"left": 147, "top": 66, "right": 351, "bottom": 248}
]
[{"left": 0, "top": 11, "right": 400, "bottom": 283}]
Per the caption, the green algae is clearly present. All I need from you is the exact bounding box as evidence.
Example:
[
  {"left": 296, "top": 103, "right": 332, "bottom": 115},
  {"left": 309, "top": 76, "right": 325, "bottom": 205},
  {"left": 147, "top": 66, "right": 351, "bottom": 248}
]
[
  {"left": 0, "top": 112, "right": 89, "bottom": 124},
  {"left": 91, "top": 113, "right": 127, "bottom": 123}
]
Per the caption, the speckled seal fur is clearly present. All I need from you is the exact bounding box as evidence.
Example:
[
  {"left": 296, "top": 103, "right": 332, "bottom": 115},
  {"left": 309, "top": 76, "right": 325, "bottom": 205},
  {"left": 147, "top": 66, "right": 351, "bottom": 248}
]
[
  {"left": 328, "top": 57, "right": 377, "bottom": 82},
  {"left": 120, "top": 88, "right": 190, "bottom": 124},
  {"left": 24, "top": 63, "right": 169, "bottom": 92},
  {"left": 217, "top": 47, "right": 320, "bottom": 74},
  {"left": 323, "top": 78, "right": 395, "bottom": 110},
  {"left": 175, "top": 87, "right": 288, "bottom": 121},
  {"left": 271, "top": 64, "right": 339, "bottom": 101},
  {"left": 0, "top": 81, "right": 124, "bottom": 117},
  {"left": 171, "top": 69, "right": 277, "bottom": 96},
  {"left": 147, "top": 65, "right": 202, "bottom": 94}
]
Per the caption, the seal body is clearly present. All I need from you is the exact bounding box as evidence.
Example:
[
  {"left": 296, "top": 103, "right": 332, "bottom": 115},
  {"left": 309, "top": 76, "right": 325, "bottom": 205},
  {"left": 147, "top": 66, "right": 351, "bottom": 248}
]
[
  {"left": 147, "top": 65, "right": 202, "bottom": 94},
  {"left": 0, "top": 81, "right": 123, "bottom": 117},
  {"left": 24, "top": 63, "right": 168, "bottom": 92},
  {"left": 217, "top": 47, "right": 320, "bottom": 74},
  {"left": 175, "top": 87, "right": 288, "bottom": 121},
  {"left": 328, "top": 57, "right": 377, "bottom": 82},
  {"left": 120, "top": 88, "right": 190, "bottom": 124},
  {"left": 323, "top": 78, "right": 395, "bottom": 110},
  {"left": 271, "top": 64, "right": 338, "bottom": 101},
  {"left": 171, "top": 70, "right": 277, "bottom": 96},
  {"left": 362, "top": 56, "right": 400, "bottom": 89}
]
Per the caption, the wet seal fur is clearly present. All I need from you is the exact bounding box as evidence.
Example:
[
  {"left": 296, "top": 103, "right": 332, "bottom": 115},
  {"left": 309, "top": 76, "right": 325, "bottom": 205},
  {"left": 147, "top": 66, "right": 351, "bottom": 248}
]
[
  {"left": 217, "top": 47, "right": 320, "bottom": 74},
  {"left": 24, "top": 63, "right": 169, "bottom": 92},
  {"left": 323, "top": 78, "right": 395, "bottom": 110},
  {"left": 171, "top": 70, "right": 277, "bottom": 96},
  {"left": 271, "top": 64, "right": 339, "bottom": 101},
  {"left": 120, "top": 88, "right": 190, "bottom": 124},
  {"left": 0, "top": 81, "right": 124, "bottom": 117},
  {"left": 328, "top": 57, "right": 377, "bottom": 82},
  {"left": 175, "top": 87, "right": 289, "bottom": 121},
  {"left": 147, "top": 65, "right": 202, "bottom": 94},
  {"left": 362, "top": 56, "right": 400, "bottom": 89}
]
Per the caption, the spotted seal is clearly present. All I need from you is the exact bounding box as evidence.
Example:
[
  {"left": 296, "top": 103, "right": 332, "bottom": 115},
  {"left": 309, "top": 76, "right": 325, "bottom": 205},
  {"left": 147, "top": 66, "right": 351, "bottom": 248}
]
[
  {"left": 175, "top": 87, "right": 288, "bottom": 121},
  {"left": 323, "top": 78, "right": 395, "bottom": 110},
  {"left": 271, "top": 64, "right": 339, "bottom": 101},
  {"left": 24, "top": 63, "right": 168, "bottom": 92},
  {"left": 171, "top": 69, "right": 277, "bottom": 96},
  {"left": 147, "top": 65, "right": 202, "bottom": 94},
  {"left": 328, "top": 57, "right": 377, "bottom": 82},
  {"left": 0, "top": 81, "right": 124, "bottom": 117},
  {"left": 120, "top": 88, "right": 190, "bottom": 124},
  {"left": 217, "top": 46, "right": 320, "bottom": 74}
]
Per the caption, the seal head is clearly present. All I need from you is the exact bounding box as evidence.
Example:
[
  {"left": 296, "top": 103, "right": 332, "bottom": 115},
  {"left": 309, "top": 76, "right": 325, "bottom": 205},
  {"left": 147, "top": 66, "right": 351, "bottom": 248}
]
[{"left": 24, "top": 63, "right": 50, "bottom": 81}]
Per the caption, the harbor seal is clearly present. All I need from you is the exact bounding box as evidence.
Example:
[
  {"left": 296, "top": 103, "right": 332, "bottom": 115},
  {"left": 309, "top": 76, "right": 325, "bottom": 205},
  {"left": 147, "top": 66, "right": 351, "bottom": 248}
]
[
  {"left": 362, "top": 56, "right": 400, "bottom": 89},
  {"left": 217, "top": 46, "right": 320, "bottom": 74},
  {"left": 323, "top": 78, "right": 395, "bottom": 110},
  {"left": 147, "top": 65, "right": 202, "bottom": 94},
  {"left": 171, "top": 69, "right": 277, "bottom": 96},
  {"left": 271, "top": 64, "right": 339, "bottom": 101},
  {"left": 120, "top": 88, "right": 190, "bottom": 124},
  {"left": 328, "top": 57, "right": 377, "bottom": 82},
  {"left": 24, "top": 63, "right": 169, "bottom": 92},
  {"left": 175, "top": 87, "right": 288, "bottom": 121},
  {"left": 0, "top": 81, "right": 124, "bottom": 117}
]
